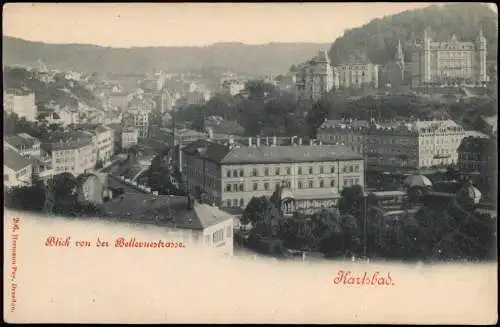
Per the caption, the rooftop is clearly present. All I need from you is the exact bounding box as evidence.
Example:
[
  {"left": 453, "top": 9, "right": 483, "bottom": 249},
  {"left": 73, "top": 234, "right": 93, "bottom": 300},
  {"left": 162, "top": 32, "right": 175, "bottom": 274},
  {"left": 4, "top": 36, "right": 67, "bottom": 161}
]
[
  {"left": 4, "top": 147, "right": 32, "bottom": 171},
  {"left": 182, "top": 139, "right": 363, "bottom": 165},
  {"left": 102, "top": 192, "right": 232, "bottom": 230},
  {"left": 4, "top": 133, "right": 40, "bottom": 151}
]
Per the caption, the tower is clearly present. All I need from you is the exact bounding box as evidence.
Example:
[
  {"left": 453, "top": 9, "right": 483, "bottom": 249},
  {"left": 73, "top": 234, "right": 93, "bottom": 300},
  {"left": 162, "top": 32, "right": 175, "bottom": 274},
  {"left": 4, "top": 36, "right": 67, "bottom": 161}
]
[
  {"left": 395, "top": 40, "right": 405, "bottom": 82},
  {"left": 476, "top": 29, "right": 487, "bottom": 83},
  {"left": 423, "top": 27, "right": 432, "bottom": 84}
]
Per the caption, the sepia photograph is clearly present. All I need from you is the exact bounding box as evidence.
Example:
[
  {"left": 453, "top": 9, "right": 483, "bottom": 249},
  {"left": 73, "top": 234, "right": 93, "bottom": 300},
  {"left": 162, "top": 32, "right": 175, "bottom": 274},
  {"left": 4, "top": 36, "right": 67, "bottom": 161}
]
[{"left": 3, "top": 2, "right": 498, "bottom": 324}]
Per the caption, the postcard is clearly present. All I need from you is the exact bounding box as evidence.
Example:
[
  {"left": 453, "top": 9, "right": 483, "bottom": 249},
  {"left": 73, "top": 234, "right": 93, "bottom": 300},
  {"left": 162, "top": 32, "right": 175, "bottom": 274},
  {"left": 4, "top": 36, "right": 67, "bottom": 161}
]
[{"left": 3, "top": 2, "right": 498, "bottom": 324}]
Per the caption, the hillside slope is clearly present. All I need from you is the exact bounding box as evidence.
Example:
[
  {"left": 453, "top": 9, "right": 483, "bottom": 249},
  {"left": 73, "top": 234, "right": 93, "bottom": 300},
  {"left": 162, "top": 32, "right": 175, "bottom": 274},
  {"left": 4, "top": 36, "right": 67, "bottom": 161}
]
[
  {"left": 329, "top": 3, "right": 498, "bottom": 65},
  {"left": 2, "top": 37, "right": 329, "bottom": 76}
]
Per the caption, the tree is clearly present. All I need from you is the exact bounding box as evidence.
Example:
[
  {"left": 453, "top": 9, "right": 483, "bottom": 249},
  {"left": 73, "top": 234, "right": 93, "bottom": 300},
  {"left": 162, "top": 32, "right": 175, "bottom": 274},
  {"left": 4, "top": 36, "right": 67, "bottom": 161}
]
[
  {"left": 243, "top": 196, "right": 284, "bottom": 237},
  {"left": 338, "top": 185, "right": 365, "bottom": 217},
  {"left": 49, "top": 172, "right": 78, "bottom": 202}
]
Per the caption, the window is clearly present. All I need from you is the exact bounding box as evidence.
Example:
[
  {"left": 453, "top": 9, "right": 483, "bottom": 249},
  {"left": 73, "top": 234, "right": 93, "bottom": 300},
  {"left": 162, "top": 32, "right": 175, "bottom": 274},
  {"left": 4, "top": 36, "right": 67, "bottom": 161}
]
[
  {"left": 264, "top": 168, "right": 269, "bottom": 176},
  {"left": 226, "top": 170, "right": 231, "bottom": 178},
  {"left": 233, "top": 184, "right": 238, "bottom": 191},
  {"left": 232, "top": 170, "right": 238, "bottom": 177},
  {"left": 355, "top": 178, "right": 360, "bottom": 185},
  {"left": 308, "top": 181, "right": 314, "bottom": 188},
  {"left": 330, "top": 180, "right": 336, "bottom": 187},
  {"left": 286, "top": 181, "right": 292, "bottom": 188},
  {"left": 226, "top": 184, "right": 231, "bottom": 192},
  {"left": 275, "top": 167, "right": 280, "bottom": 175},
  {"left": 343, "top": 180, "right": 348, "bottom": 186},
  {"left": 239, "top": 169, "right": 244, "bottom": 177},
  {"left": 240, "top": 199, "right": 245, "bottom": 207},
  {"left": 298, "top": 167, "right": 302, "bottom": 175},
  {"left": 354, "top": 165, "right": 359, "bottom": 172},
  {"left": 264, "top": 182, "right": 269, "bottom": 190},
  {"left": 309, "top": 166, "right": 313, "bottom": 174},
  {"left": 253, "top": 183, "right": 258, "bottom": 191},
  {"left": 320, "top": 166, "right": 324, "bottom": 174},
  {"left": 286, "top": 167, "right": 291, "bottom": 175},
  {"left": 276, "top": 182, "right": 281, "bottom": 190},
  {"left": 252, "top": 168, "right": 258, "bottom": 177},
  {"left": 331, "top": 166, "right": 335, "bottom": 173},
  {"left": 226, "top": 199, "right": 231, "bottom": 207},
  {"left": 239, "top": 184, "right": 244, "bottom": 192},
  {"left": 232, "top": 199, "right": 238, "bottom": 207},
  {"left": 349, "top": 165, "right": 354, "bottom": 172},
  {"left": 298, "top": 181, "right": 303, "bottom": 189},
  {"left": 320, "top": 180, "right": 325, "bottom": 188}
]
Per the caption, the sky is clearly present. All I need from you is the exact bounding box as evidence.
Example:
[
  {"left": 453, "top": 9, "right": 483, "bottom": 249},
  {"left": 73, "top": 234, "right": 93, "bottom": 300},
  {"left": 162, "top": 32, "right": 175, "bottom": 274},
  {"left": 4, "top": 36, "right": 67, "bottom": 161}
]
[{"left": 3, "top": 3, "right": 498, "bottom": 48}]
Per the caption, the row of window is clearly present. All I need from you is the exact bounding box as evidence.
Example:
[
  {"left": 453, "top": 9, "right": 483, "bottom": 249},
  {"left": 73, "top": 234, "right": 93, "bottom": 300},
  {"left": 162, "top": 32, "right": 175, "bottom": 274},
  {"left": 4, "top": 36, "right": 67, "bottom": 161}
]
[
  {"left": 225, "top": 165, "right": 360, "bottom": 178},
  {"left": 224, "top": 177, "right": 361, "bottom": 192}
]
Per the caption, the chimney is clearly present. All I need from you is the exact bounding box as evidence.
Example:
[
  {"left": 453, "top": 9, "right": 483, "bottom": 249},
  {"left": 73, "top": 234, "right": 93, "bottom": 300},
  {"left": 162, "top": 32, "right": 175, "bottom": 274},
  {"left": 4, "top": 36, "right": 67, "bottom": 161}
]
[
  {"left": 248, "top": 137, "right": 252, "bottom": 147},
  {"left": 256, "top": 137, "right": 261, "bottom": 147}
]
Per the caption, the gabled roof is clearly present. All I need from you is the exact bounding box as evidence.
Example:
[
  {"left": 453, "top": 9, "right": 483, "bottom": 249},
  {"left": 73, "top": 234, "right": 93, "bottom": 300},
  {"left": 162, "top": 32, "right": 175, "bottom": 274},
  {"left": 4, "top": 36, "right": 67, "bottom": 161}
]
[{"left": 4, "top": 148, "right": 32, "bottom": 171}]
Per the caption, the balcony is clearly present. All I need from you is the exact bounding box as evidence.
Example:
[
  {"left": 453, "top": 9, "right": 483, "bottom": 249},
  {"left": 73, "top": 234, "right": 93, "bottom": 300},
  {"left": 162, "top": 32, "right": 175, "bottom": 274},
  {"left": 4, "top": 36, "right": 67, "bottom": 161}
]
[{"left": 433, "top": 153, "right": 451, "bottom": 159}]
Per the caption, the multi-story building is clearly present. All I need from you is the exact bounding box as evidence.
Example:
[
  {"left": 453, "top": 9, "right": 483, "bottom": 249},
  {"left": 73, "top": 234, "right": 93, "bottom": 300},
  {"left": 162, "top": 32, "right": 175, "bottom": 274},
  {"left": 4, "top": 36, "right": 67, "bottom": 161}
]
[
  {"left": 336, "top": 63, "right": 379, "bottom": 89},
  {"left": 107, "top": 124, "right": 140, "bottom": 151},
  {"left": 457, "top": 136, "right": 495, "bottom": 175},
  {"left": 4, "top": 148, "right": 33, "bottom": 188},
  {"left": 73, "top": 125, "right": 115, "bottom": 163},
  {"left": 407, "top": 28, "right": 488, "bottom": 87},
  {"left": 124, "top": 98, "right": 154, "bottom": 139},
  {"left": 4, "top": 133, "right": 42, "bottom": 158},
  {"left": 295, "top": 49, "right": 337, "bottom": 102},
  {"left": 3, "top": 89, "right": 38, "bottom": 122},
  {"left": 42, "top": 132, "right": 97, "bottom": 176},
  {"left": 121, "top": 127, "right": 139, "bottom": 150},
  {"left": 180, "top": 90, "right": 211, "bottom": 106},
  {"left": 181, "top": 138, "right": 365, "bottom": 213},
  {"left": 318, "top": 118, "right": 467, "bottom": 171},
  {"left": 221, "top": 79, "right": 246, "bottom": 96}
]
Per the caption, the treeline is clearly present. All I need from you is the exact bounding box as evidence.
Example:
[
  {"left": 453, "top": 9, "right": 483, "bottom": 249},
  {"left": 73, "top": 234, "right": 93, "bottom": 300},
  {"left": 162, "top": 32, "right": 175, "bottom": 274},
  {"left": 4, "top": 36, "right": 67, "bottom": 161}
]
[
  {"left": 241, "top": 185, "right": 496, "bottom": 262},
  {"left": 329, "top": 3, "right": 498, "bottom": 65},
  {"left": 4, "top": 173, "right": 104, "bottom": 217},
  {"left": 175, "top": 81, "right": 311, "bottom": 137}
]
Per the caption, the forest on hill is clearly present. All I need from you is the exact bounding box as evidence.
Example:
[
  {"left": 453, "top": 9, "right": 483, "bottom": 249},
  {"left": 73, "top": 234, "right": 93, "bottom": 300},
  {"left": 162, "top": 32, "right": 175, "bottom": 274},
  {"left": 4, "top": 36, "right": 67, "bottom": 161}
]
[
  {"left": 2, "top": 37, "right": 329, "bottom": 76},
  {"left": 329, "top": 3, "right": 498, "bottom": 65}
]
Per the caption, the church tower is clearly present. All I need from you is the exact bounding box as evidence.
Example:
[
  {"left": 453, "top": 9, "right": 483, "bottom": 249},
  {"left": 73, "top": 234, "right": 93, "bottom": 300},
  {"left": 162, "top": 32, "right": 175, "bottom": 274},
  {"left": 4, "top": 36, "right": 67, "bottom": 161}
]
[{"left": 476, "top": 29, "right": 487, "bottom": 83}]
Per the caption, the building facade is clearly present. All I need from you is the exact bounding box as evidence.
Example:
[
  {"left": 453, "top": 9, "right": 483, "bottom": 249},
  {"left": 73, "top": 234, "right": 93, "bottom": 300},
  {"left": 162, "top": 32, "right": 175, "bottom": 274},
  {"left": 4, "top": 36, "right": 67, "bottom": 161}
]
[
  {"left": 407, "top": 29, "right": 488, "bottom": 87},
  {"left": 317, "top": 118, "right": 467, "bottom": 171},
  {"left": 181, "top": 139, "right": 365, "bottom": 214},
  {"left": 295, "top": 49, "right": 337, "bottom": 102},
  {"left": 3, "top": 90, "right": 38, "bottom": 122},
  {"left": 43, "top": 132, "right": 97, "bottom": 176},
  {"left": 4, "top": 148, "right": 33, "bottom": 188},
  {"left": 336, "top": 63, "right": 379, "bottom": 89},
  {"left": 457, "top": 136, "right": 495, "bottom": 175}
]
